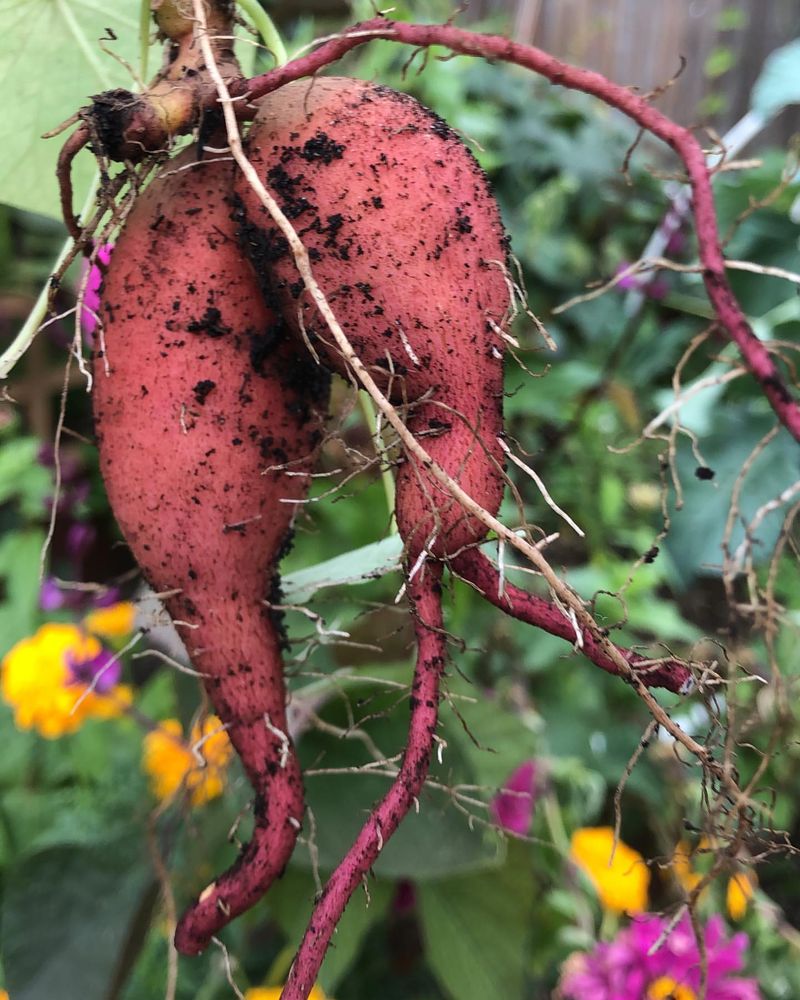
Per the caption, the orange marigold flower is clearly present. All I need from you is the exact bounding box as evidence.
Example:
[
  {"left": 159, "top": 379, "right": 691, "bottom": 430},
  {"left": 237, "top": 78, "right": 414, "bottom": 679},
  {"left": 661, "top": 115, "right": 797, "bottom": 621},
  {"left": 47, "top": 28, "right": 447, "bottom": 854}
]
[
  {"left": 727, "top": 869, "right": 757, "bottom": 922},
  {"left": 673, "top": 838, "right": 756, "bottom": 920},
  {"left": 1, "top": 623, "right": 131, "bottom": 739},
  {"left": 648, "top": 977, "right": 696, "bottom": 1000},
  {"left": 246, "top": 987, "right": 328, "bottom": 1000},
  {"left": 84, "top": 601, "right": 136, "bottom": 639},
  {"left": 142, "top": 715, "right": 233, "bottom": 806},
  {"left": 570, "top": 826, "right": 649, "bottom": 914},
  {"left": 672, "top": 839, "right": 704, "bottom": 895}
]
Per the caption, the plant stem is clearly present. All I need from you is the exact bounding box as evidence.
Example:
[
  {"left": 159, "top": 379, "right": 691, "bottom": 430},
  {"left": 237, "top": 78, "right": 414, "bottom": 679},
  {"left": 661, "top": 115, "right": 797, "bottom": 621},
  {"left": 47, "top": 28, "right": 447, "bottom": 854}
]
[
  {"left": 0, "top": 174, "right": 100, "bottom": 380},
  {"left": 237, "top": 0, "right": 287, "bottom": 66},
  {"left": 359, "top": 394, "right": 398, "bottom": 534},
  {"left": 139, "top": 0, "right": 150, "bottom": 83}
]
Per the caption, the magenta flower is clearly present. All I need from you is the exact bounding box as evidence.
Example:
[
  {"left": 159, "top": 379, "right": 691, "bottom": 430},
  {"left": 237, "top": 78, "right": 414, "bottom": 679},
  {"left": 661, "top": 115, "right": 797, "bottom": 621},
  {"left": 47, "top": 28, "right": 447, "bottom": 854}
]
[
  {"left": 392, "top": 880, "right": 417, "bottom": 915},
  {"left": 561, "top": 913, "right": 762, "bottom": 1000},
  {"left": 39, "top": 577, "right": 83, "bottom": 612},
  {"left": 66, "top": 647, "right": 121, "bottom": 694},
  {"left": 80, "top": 243, "right": 114, "bottom": 342},
  {"left": 614, "top": 262, "right": 668, "bottom": 300},
  {"left": 490, "top": 759, "right": 538, "bottom": 835}
]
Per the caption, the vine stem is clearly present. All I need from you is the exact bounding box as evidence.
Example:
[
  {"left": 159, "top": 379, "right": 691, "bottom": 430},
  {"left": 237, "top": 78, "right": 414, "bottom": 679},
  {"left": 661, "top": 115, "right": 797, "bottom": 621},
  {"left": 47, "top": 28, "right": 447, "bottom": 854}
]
[
  {"left": 245, "top": 17, "right": 800, "bottom": 445},
  {"left": 358, "top": 393, "right": 398, "bottom": 534},
  {"left": 0, "top": 171, "right": 100, "bottom": 380}
]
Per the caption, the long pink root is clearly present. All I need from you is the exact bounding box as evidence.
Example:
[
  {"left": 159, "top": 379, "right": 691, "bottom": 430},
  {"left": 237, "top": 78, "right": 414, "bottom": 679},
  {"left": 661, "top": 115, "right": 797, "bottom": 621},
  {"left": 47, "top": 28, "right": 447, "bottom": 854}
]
[
  {"left": 281, "top": 565, "right": 446, "bottom": 999},
  {"left": 455, "top": 549, "right": 692, "bottom": 694},
  {"left": 174, "top": 602, "right": 304, "bottom": 955}
]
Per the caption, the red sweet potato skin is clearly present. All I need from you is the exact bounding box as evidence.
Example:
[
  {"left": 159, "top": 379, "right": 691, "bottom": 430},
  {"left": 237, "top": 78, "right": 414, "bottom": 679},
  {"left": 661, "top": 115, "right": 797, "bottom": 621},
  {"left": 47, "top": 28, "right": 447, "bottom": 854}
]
[
  {"left": 235, "top": 78, "right": 510, "bottom": 558},
  {"left": 93, "top": 146, "right": 329, "bottom": 953}
]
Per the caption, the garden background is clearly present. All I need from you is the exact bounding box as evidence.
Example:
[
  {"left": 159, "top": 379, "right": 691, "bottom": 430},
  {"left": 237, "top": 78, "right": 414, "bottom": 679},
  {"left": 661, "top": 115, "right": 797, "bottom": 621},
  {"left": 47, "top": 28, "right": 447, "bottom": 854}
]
[{"left": 1, "top": 1, "right": 800, "bottom": 998}]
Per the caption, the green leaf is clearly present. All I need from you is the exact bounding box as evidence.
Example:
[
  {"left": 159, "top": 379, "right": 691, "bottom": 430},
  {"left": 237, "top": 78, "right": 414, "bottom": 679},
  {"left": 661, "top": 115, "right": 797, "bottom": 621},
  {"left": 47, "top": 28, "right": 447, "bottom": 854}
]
[
  {"left": 0, "top": 435, "right": 50, "bottom": 509},
  {"left": 0, "top": 0, "right": 141, "bottom": 221},
  {"left": 665, "top": 410, "right": 799, "bottom": 584},
  {"left": 1, "top": 834, "right": 153, "bottom": 1000},
  {"left": 751, "top": 38, "right": 800, "bottom": 117},
  {"left": 0, "top": 529, "right": 45, "bottom": 651},
  {"left": 704, "top": 46, "right": 735, "bottom": 79},
  {"left": 267, "top": 867, "right": 393, "bottom": 991},
  {"left": 442, "top": 674, "right": 540, "bottom": 792},
  {"left": 716, "top": 7, "right": 747, "bottom": 30},
  {"left": 292, "top": 673, "right": 506, "bottom": 879},
  {"left": 282, "top": 535, "right": 403, "bottom": 604},
  {"left": 298, "top": 769, "right": 505, "bottom": 881},
  {"left": 418, "top": 845, "right": 535, "bottom": 1000}
]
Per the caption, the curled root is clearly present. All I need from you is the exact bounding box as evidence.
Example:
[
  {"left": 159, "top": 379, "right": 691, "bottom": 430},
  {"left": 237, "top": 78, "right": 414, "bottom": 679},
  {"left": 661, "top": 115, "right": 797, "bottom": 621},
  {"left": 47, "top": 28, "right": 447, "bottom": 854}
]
[
  {"left": 454, "top": 549, "right": 693, "bottom": 694},
  {"left": 57, "top": 125, "right": 91, "bottom": 242},
  {"left": 281, "top": 565, "right": 446, "bottom": 999}
]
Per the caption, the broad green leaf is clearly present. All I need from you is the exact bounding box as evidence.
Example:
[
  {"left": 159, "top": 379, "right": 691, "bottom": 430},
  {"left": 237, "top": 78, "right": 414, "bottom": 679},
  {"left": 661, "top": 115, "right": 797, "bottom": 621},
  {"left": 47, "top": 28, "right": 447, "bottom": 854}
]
[
  {"left": 0, "top": 528, "right": 45, "bottom": 651},
  {"left": 282, "top": 535, "right": 403, "bottom": 604},
  {"left": 442, "top": 673, "right": 540, "bottom": 792},
  {"left": 0, "top": 0, "right": 141, "bottom": 221},
  {"left": 267, "top": 867, "right": 393, "bottom": 991},
  {"left": 299, "top": 772, "right": 504, "bottom": 879},
  {"left": 665, "top": 411, "right": 799, "bottom": 584},
  {"left": 1, "top": 835, "right": 152, "bottom": 1000},
  {"left": 0, "top": 1, "right": 268, "bottom": 223},
  {"left": 751, "top": 38, "right": 800, "bottom": 117},
  {"left": 418, "top": 845, "right": 535, "bottom": 1000},
  {"left": 0, "top": 785, "right": 137, "bottom": 858},
  {"left": 704, "top": 46, "right": 735, "bottom": 80},
  {"left": 0, "top": 435, "right": 50, "bottom": 509},
  {"left": 292, "top": 674, "right": 505, "bottom": 879}
]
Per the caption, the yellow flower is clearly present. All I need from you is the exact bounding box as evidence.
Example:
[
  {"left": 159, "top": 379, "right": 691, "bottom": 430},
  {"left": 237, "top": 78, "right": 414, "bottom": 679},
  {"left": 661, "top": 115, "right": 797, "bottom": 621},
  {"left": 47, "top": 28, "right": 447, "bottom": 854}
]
[
  {"left": 0, "top": 989, "right": 9, "bottom": 1000},
  {"left": 1, "top": 623, "right": 131, "bottom": 739},
  {"left": 727, "top": 869, "right": 757, "bottom": 921},
  {"left": 648, "top": 977, "right": 696, "bottom": 1000},
  {"left": 672, "top": 839, "right": 756, "bottom": 920},
  {"left": 672, "top": 839, "right": 704, "bottom": 895},
  {"left": 84, "top": 601, "right": 136, "bottom": 639},
  {"left": 142, "top": 715, "right": 233, "bottom": 806},
  {"left": 246, "top": 988, "right": 328, "bottom": 1000},
  {"left": 570, "top": 826, "right": 649, "bottom": 914}
]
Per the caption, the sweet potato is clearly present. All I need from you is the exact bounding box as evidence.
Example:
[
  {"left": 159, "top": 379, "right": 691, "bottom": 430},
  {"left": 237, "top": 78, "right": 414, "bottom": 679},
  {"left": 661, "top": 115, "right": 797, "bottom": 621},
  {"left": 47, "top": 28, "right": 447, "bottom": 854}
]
[
  {"left": 92, "top": 145, "right": 329, "bottom": 954},
  {"left": 235, "top": 77, "right": 510, "bottom": 559},
  {"left": 231, "top": 78, "right": 511, "bottom": 997}
]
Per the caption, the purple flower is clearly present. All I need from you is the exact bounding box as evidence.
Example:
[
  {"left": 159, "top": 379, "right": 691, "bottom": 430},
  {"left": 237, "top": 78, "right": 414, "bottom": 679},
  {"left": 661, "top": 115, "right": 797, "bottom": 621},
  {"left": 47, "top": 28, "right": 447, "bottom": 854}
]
[
  {"left": 392, "top": 880, "right": 417, "bottom": 915},
  {"left": 65, "top": 520, "right": 96, "bottom": 560},
  {"left": 665, "top": 228, "right": 687, "bottom": 257},
  {"left": 490, "top": 759, "right": 538, "bottom": 835},
  {"left": 561, "top": 913, "right": 762, "bottom": 1000},
  {"left": 66, "top": 647, "right": 121, "bottom": 694},
  {"left": 615, "top": 262, "right": 644, "bottom": 292},
  {"left": 92, "top": 586, "right": 122, "bottom": 609},
  {"left": 40, "top": 577, "right": 82, "bottom": 612},
  {"left": 36, "top": 444, "right": 81, "bottom": 483},
  {"left": 614, "top": 262, "right": 669, "bottom": 300},
  {"left": 80, "top": 243, "right": 113, "bottom": 342}
]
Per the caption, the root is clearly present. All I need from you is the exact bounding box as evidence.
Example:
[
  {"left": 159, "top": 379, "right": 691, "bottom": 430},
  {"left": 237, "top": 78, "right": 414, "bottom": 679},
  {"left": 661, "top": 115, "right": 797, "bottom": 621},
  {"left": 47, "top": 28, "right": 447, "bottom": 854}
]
[
  {"left": 454, "top": 549, "right": 693, "bottom": 694},
  {"left": 281, "top": 565, "right": 446, "bottom": 999},
  {"left": 57, "top": 124, "right": 91, "bottom": 242}
]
